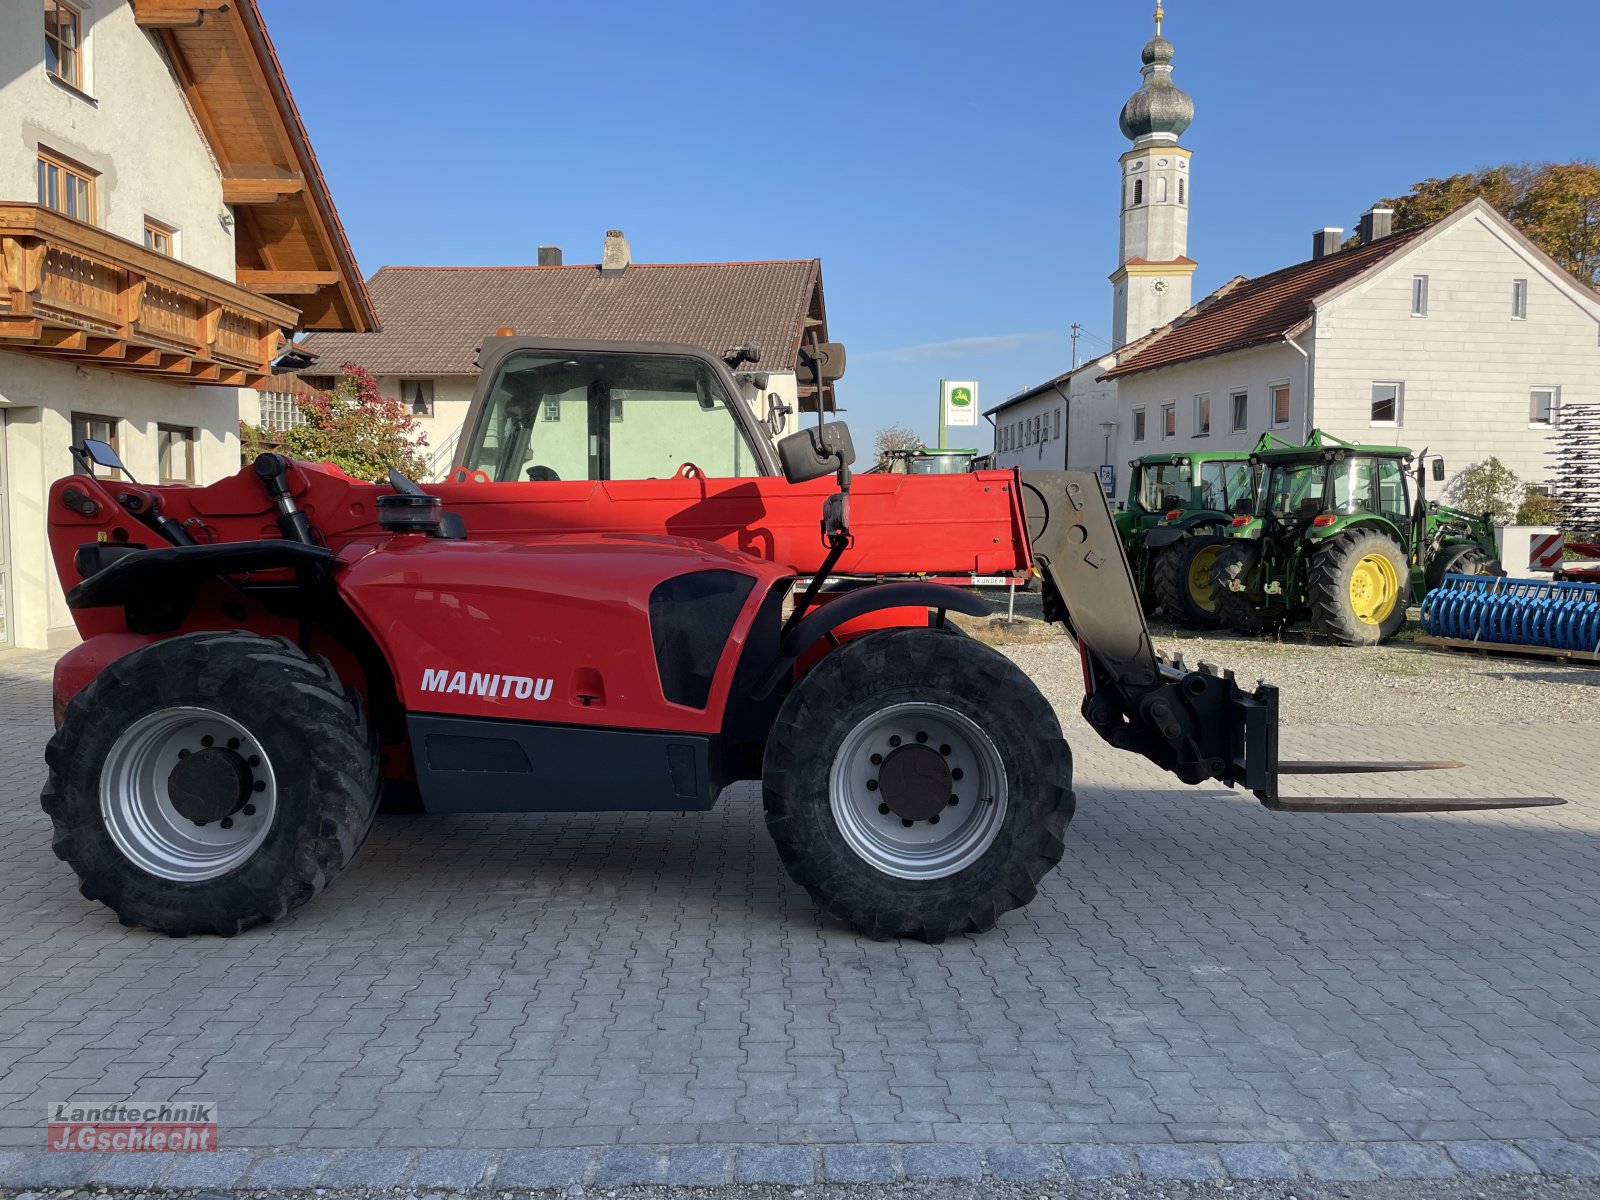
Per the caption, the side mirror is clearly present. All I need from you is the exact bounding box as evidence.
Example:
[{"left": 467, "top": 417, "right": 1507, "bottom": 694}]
[
  {"left": 794, "top": 341, "right": 847, "bottom": 385},
  {"left": 777, "top": 421, "right": 855, "bottom": 484},
  {"left": 766, "top": 394, "right": 791, "bottom": 437},
  {"left": 77, "top": 438, "right": 128, "bottom": 476},
  {"left": 1432, "top": 458, "right": 1446, "bottom": 482}
]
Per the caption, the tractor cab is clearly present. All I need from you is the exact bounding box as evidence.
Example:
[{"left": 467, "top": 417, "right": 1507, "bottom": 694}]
[{"left": 880, "top": 448, "right": 979, "bottom": 475}]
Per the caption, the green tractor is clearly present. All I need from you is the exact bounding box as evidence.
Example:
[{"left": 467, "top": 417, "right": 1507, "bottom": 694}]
[
  {"left": 1117, "top": 440, "right": 1280, "bottom": 629},
  {"left": 1211, "top": 430, "right": 1501, "bottom": 646}
]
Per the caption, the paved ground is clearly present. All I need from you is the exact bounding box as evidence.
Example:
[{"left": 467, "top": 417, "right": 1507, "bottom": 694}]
[{"left": 1, "top": 643, "right": 1598, "bottom": 1191}]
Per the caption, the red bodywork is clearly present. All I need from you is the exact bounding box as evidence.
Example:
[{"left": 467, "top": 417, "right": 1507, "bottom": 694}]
[{"left": 48, "top": 462, "right": 1033, "bottom": 799}]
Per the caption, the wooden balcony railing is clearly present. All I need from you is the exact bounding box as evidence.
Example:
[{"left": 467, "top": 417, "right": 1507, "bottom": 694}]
[{"left": 0, "top": 203, "right": 299, "bottom": 388}]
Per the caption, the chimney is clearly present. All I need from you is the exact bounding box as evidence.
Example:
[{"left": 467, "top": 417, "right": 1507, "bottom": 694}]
[
  {"left": 1312, "top": 228, "right": 1344, "bottom": 260},
  {"left": 600, "top": 229, "right": 631, "bottom": 274},
  {"left": 537, "top": 244, "right": 562, "bottom": 266},
  {"left": 1358, "top": 207, "right": 1394, "bottom": 244}
]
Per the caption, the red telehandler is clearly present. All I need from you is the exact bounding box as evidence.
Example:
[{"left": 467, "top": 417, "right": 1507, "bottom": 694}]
[{"left": 39, "top": 337, "right": 1554, "bottom": 940}]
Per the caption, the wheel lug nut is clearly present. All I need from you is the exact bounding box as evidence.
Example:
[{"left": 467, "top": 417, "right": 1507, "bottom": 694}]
[
  {"left": 242, "top": 805, "right": 256, "bottom": 817},
  {"left": 888, "top": 735, "right": 901, "bottom": 747},
  {"left": 939, "top": 744, "right": 952, "bottom": 756},
  {"left": 915, "top": 731, "right": 928, "bottom": 743},
  {"left": 878, "top": 803, "right": 890, "bottom": 815},
  {"left": 928, "top": 815, "right": 939, "bottom": 825},
  {"left": 951, "top": 768, "right": 964, "bottom": 781},
  {"left": 201, "top": 735, "right": 214, "bottom": 747},
  {"left": 252, "top": 780, "right": 266, "bottom": 793},
  {"left": 192, "top": 819, "right": 206, "bottom": 827},
  {"left": 220, "top": 818, "right": 233, "bottom": 829},
  {"left": 866, "top": 779, "right": 879, "bottom": 791},
  {"left": 870, "top": 753, "right": 882, "bottom": 765},
  {"left": 949, "top": 795, "right": 960, "bottom": 806},
  {"left": 177, "top": 749, "right": 190, "bottom": 759},
  {"left": 247, "top": 755, "right": 261, "bottom": 768},
  {"left": 901, "top": 819, "right": 913, "bottom": 828},
  {"left": 227, "top": 737, "right": 241, "bottom": 750}
]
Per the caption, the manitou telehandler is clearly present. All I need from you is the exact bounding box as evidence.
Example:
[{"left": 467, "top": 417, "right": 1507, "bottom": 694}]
[{"left": 40, "top": 337, "right": 1555, "bottom": 941}]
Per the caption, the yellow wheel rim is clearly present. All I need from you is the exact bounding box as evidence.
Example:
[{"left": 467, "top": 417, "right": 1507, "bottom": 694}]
[
  {"left": 1188, "top": 544, "right": 1222, "bottom": 613},
  {"left": 1348, "top": 553, "right": 1399, "bottom": 624}
]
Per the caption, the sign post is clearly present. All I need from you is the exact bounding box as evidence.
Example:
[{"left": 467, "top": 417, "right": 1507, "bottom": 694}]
[{"left": 938, "top": 380, "right": 978, "bottom": 450}]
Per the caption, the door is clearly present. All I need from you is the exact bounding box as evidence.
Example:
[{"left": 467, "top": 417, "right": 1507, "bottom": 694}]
[{"left": 0, "top": 409, "right": 10, "bottom": 648}]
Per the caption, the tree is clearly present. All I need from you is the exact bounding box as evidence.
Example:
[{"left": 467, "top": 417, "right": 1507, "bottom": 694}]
[
  {"left": 873, "top": 423, "right": 924, "bottom": 468},
  {"left": 1449, "top": 455, "right": 1563, "bottom": 527},
  {"left": 1368, "top": 161, "right": 1600, "bottom": 287},
  {"left": 242, "top": 364, "right": 429, "bottom": 481}
]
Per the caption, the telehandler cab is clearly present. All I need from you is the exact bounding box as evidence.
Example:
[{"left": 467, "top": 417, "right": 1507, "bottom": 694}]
[{"left": 40, "top": 338, "right": 1554, "bottom": 941}]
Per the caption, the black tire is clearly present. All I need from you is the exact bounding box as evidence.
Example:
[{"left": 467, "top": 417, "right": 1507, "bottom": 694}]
[
  {"left": 42, "top": 632, "right": 379, "bottom": 936},
  {"left": 1153, "top": 535, "right": 1228, "bottom": 629},
  {"left": 1209, "top": 541, "right": 1279, "bottom": 634},
  {"left": 1308, "top": 530, "right": 1411, "bottom": 646},
  {"left": 762, "top": 626, "right": 1073, "bottom": 941},
  {"left": 1425, "top": 543, "right": 1497, "bottom": 592}
]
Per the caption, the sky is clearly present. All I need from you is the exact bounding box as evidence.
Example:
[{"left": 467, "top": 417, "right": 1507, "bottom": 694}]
[{"left": 263, "top": 0, "right": 1600, "bottom": 448}]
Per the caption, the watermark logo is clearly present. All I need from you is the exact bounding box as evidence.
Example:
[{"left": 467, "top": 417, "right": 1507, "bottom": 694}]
[{"left": 47, "top": 1102, "right": 217, "bottom": 1152}]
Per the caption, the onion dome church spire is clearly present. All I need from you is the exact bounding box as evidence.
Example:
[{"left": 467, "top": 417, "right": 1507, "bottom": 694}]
[{"left": 1119, "top": 3, "right": 1195, "bottom": 144}]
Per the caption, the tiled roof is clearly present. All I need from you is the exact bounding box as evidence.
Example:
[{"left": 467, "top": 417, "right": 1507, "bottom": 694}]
[
  {"left": 297, "top": 259, "right": 823, "bottom": 376},
  {"left": 1102, "top": 225, "right": 1431, "bottom": 380}
]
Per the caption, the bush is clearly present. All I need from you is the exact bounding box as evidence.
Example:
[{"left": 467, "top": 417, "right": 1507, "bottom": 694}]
[
  {"left": 1516, "top": 484, "right": 1563, "bottom": 527},
  {"left": 242, "top": 364, "right": 428, "bottom": 481},
  {"left": 1450, "top": 457, "right": 1525, "bottom": 526}
]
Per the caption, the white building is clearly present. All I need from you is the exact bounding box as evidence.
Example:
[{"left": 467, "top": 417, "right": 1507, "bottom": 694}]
[{"left": 0, "top": 0, "right": 372, "bottom": 648}]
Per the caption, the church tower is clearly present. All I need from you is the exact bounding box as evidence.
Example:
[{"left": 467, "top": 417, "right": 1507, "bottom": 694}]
[{"left": 1111, "top": 4, "right": 1197, "bottom": 348}]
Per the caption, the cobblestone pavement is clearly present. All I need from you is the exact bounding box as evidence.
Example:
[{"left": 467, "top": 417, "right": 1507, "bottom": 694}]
[{"left": 1, "top": 645, "right": 1598, "bottom": 1188}]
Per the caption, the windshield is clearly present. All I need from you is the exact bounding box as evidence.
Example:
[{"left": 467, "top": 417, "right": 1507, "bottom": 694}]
[
  {"left": 908, "top": 454, "right": 973, "bottom": 475},
  {"left": 1263, "top": 462, "right": 1327, "bottom": 519},
  {"left": 462, "top": 351, "right": 763, "bottom": 483},
  {"left": 1136, "top": 461, "right": 1191, "bottom": 511}
]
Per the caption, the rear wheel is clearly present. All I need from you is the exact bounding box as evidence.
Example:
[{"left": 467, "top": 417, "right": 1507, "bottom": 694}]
[
  {"left": 1425, "top": 543, "right": 1497, "bottom": 591},
  {"left": 1153, "top": 535, "right": 1227, "bottom": 629},
  {"left": 1308, "top": 531, "right": 1410, "bottom": 646},
  {"left": 42, "top": 632, "right": 379, "bottom": 935},
  {"left": 1209, "top": 542, "right": 1279, "bottom": 634},
  {"left": 763, "top": 627, "right": 1073, "bottom": 940}
]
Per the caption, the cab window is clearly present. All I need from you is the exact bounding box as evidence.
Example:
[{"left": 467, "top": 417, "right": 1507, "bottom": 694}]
[
  {"left": 1137, "top": 462, "right": 1190, "bottom": 511},
  {"left": 462, "top": 351, "right": 763, "bottom": 482},
  {"left": 1198, "top": 461, "right": 1232, "bottom": 510}
]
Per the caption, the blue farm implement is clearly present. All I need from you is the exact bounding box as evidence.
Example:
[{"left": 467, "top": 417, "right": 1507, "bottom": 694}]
[{"left": 1419, "top": 573, "right": 1600, "bottom": 662}]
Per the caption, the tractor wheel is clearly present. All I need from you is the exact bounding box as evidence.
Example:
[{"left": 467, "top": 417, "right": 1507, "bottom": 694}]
[
  {"left": 1308, "top": 531, "right": 1411, "bottom": 646},
  {"left": 1425, "top": 543, "right": 1499, "bottom": 592},
  {"left": 1209, "top": 542, "right": 1278, "bottom": 634},
  {"left": 762, "top": 627, "right": 1073, "bottom": 941},
  {"left": 42, "top": 632, "right": 379, "bottom": 936},
  {"left": 1153, "top": 536, "right": 1228, "bottom": 629}
]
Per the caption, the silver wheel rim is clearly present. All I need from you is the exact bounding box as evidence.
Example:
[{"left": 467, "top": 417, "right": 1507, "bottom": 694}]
[
  {"left": 100, "top": 706, "right": 278, "bottom": 882},
  {"left": 828, "top": 701, "right": 1009, "bottom": 880}
]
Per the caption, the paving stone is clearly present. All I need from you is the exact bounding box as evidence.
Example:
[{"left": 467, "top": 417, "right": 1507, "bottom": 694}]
[
  {"left": 1515, "top": 1138, "right": 1600, "bottom": 1176},
  {"left": 1294, "top": 1143, "right": 1381, "bottom": 1181},
  {"left": 734, "top": 1145, "right": 814, "bottom": 1185},
  {"left": 593, "top": 1146, "right": 664, "bottom": 1186},
  {"left": 1134, "top": 1144, "right": 1222, "bottom": 1181},
  {"left": 821, "top": 1144, "right": 898, "bottom": 1183},
  {"left": 0, "top": 1152, "right": 25, "bottom": 1185},
  {"left": 666, "top": 1146, "right": 729, "bottom": 1186},
  {"left": 1365, "top": 1141, "right": 1460, "bottom": 1180},
  {"left": 984, "top": 1144, "right": 1062, "bottom": 1181},
  {"left": 903, "top": 1143, "right": 982, "bottom": 1181},
  {"left": 1062, "top": 1144, "right": 1134, "bottom": 1179},
  {"left": 318, "top": 1149, "right": 412, "bottom": 1186},
  {"left": 412, "top": 1148, "right": 492, "bottom": 1190},
  {"left": 89, "top": 1152, "right": 175, "bottom": 1187},
  {"left": 1443, "top": 1139, "right": 1540, "bottom": 1176},
  {"left": 1217, "top": 1142, "right": 1299, "bottom": 1180},
  {"left": 245, "top": 1150, "right": 334, "bottom": 1188},
  {"left": 162, "top": 1149, "right": 255, "bottom": 1188},
  {"left": 496, "top": 1148, "right": 592, "bottom": 1189},
  {"left": 1, "top": 1152, "right": 105, "bottom": 1187}
]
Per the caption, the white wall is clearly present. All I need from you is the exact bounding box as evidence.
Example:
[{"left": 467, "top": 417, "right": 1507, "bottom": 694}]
[
  {"left": 1311, "top": 213, "right": 1600, "bottom": 488},
  {"left": 1064, "top": 358, "right": 1120, "bottom": 473},
  {"left": 988, "top": 390, "right": 1068, "bottom": 473}
]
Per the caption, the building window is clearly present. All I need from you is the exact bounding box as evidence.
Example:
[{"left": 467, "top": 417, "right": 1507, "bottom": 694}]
[
  {"left": 1411, "top": 274, "right": 1429, "bottom": 317},
  {"left": 542, "top": 398, "right": 560, "bottom": 422},
  {"left": 44, "top": 1, "right": 82, "bottom": 90},
  {"left": 610, "top": 395, "right": 624, "bottom": 423},
  {"left": 1161, "top": 402, "right": 1176, "bottom": 439},
  {"left": 258, "top": 390, "right": 307, "bottom": 431},
  {"left": 1529, "top": 387, "right": 1558, "bottom": 426},
  {"left": 1512, "top": 278, "right": 1528, "bottom": 320},
  {"left": 1194, "top": 393, "right": 1210, "bottom": 437},
  {"left": 1370, "top": 382, "right": 1402, "bottom": 426},
  {"left": 1156, "top": 177, "right": 1169, "bottom": 203},
  {"left": 402, "top": 379, "right": 434, "bottom": 417},
  {"left": 36, "top": 148, "right": 95, "bottom": 223},
  {"left": 71, "top": 412, "right": 119, "bottom": 478},
  {"left": 1133, "top": 179, "right": 1144, "bottom": 206},
  {"left": 1231, "top": 390, "right": 1248, "bottom": 433},
  {"left": 1053, "top": 408, "right": 1061, "bottom": 440},
  {"left": 1133, "top": 408, "right": 1146, "bottom": 443},
  {"left": 1271, "top": 384, "right": 1291, "bottom": 428},
  {"left": 1178, "top": 177, "right": 1186, "bottom": 205},
  {"left": 158, "top": 425, "right": 196, "bottom": 483},
  {"left": 144, "top": 218, "right": 176, "bottom": 257}
]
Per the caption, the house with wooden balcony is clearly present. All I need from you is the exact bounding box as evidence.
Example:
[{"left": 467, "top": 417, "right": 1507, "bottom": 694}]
[{"left": 0, "top": 0, "right": 375, "bottom": 649}]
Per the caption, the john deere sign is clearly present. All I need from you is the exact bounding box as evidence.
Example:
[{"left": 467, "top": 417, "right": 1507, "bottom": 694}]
[{"left": 941, "top": 380, "right": 978, "bottom": 429}]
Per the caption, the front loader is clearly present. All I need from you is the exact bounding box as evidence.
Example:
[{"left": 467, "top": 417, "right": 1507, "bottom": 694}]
[{"left": 39, "top": 338, "right": 1556, "bottom": 941}]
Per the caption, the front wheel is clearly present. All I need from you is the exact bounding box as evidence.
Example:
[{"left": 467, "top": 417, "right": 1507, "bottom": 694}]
[
  {"left": 1425, "top": 543, "right": 1499, "bottom": 592},
  {"left": 762, "top": 627, "right": 1073, "bottom": 940},
  {"left": 42, "top": 632, "right": 379, "bottom": 935},
  {"left": 1308, "top": 531, "right": 1411, "bottom": 646}
]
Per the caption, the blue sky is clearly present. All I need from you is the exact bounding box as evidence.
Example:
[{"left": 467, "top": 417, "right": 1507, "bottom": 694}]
[{"left": 265, "top": 0, "right": 1599, "bottom": 447}]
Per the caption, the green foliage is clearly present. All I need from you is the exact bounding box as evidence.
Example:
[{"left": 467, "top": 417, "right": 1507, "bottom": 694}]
[
  {"left": 1450, "top": 456, "right": 1528, "bottom": 526},
  {"left": 1368, "top": 161, "right": 1600, "bottom": 287},
  {"left": 1516, "top": 484, "right": 1564, "bottom": 527},
  {"left": 242, "top": 364, "right": 429, "bottom": 481}
]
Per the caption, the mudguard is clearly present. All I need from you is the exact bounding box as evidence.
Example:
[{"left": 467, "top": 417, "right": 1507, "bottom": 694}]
[{"left": 1146, "top": 514, "right": 1229, "bottom": 550}]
